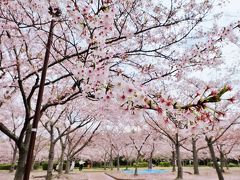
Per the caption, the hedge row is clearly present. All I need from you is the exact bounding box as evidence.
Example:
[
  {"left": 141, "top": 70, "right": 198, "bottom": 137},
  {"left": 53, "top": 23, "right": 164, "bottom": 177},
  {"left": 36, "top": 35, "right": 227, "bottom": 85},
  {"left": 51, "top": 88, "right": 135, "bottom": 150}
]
[
  {"left": 133, "top": 162, "right": 148, "bottom": 167},
  {"left": 0, "top": 164, "right": 15, "bottom": 170},
  {"left": 206, "top": 162, "right": 239, "bottom": 167},
  {"left": 158, "top": 162, "right": 171, "bottom": 167}
]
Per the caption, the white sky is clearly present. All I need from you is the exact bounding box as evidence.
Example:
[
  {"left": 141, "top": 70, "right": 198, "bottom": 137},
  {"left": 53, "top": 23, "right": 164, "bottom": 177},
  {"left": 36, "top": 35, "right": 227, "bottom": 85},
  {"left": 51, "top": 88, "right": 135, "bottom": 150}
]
[{"left": 222, "top": 0, "right": 240, "bottom": 21}]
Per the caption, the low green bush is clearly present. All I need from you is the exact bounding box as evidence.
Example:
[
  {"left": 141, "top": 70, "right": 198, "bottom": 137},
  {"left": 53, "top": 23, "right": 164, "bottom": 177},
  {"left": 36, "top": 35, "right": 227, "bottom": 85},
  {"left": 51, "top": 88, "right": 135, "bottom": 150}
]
[
  {"left": 159, "top": 161, "right": 171, "bottom": 167},
  {"left": 228, "top": 163, "right": 238, "bottom": 167},
  {"left": 0, "top": 164, "right": 13, "bottom": 170},
  {"left": 33, "top": 162, "right": 41, "bottom": 170},
  {"left": 207, "top": 162, "right": 213, "bottom": 166},
  {"left": 42, "top": 162, "right": 61, "bottom": 170},
  {"left": 133, "top": 162, "right": 148, "bottom": 167},
  {"left": 42, "top": 162, "right": 48, "bottom": 170}
]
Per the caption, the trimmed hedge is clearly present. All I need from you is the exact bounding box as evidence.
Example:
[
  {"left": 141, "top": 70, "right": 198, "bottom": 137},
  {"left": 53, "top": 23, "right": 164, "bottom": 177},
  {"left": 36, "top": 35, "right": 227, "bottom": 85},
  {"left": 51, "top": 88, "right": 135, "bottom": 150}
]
[
  {"left": 41, "top": 162, "right": 67, "bottom": 170},
  {"left": 206, "top": 162, "right": 239, "bottom": 167},
  {"left": 228, "top": 163, "right": 239, "bottom": 167},
  {"left": 133, "top": 162, "right": 148, "bottom": 167},
  {"left": 159, "top": 161, "right": 171, "bottom": 167},
  {"left": 0, "top": 164, "right": 14, "bottom": 170},
  {"left": 207, "top": 162, "right": 213, "bottom": 166}
]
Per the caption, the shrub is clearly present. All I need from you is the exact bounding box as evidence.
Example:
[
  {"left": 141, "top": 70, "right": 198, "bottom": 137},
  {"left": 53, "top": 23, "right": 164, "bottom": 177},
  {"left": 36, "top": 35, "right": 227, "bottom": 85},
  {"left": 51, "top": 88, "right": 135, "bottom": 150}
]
[
  {"left": 33, "top": 162, "right": 41, "bottom": 170},
  {"left": 0, "top": 164, "right": 13, "bottom": 170},
  {"left": 207, "top": 162, "right": 213, "bottom": 166},
  {"left": 133, "top": 162, "right": 148, "bottom": 167},
  {"left": 42, "top": 162, "right": 48, "bottom": 170},
  {"left": 228, "top": 163, "right": 238, "bottom": 167},
  {"left": 159, "top": 161, "right": 171, "bottom": 167}
]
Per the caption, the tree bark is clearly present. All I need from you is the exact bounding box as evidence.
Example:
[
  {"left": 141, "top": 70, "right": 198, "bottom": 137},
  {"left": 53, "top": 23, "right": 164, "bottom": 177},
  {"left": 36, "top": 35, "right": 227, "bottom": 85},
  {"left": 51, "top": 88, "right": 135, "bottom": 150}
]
[
  {"left": 46, "top": 137, "right": 55, "bottom": 180},
  {"left": 192, "top": 138, "right": 199, "bottom": 175},
  {"left": 109, "top": 149, "right": 113, "bottom": 170},
  {"left": 206, "top": 137, "right": 224, "bottom": 180},
  {"left": 225, "top": 156, "right": 229, "bottom": 170},
  {"left": 220, "top": 152, "right": 224, "bottom": 173},
  {"left": 148, "top": 144, "right": 154, "bottom": 170},
  {"left": 117, "top": 154, "right": 120, "bottom": 171},
  {"left": 65, "top": 158, "right": 70, "bottom": 174},
  {"left": 172, "top": 150, "right": 176, "bottom": 172},
  {"left": 31, "top": 153, "right": 37, "bottom": 171},
  {"left": 176, "top": 133, "right": 183, "bottom": 179},
  {"left": 58, "top": 144, "right": 66, "bottom": 175},
  {"left": 14, "top": 124, "right": 31, "bottom": 180},
  {"left": 10, "top": 144, "right": 18, "bottom": 172},
  {"left": 14, "top": 148, "right": 27, "bottom": 180},
  {"left": 103, "top": 159, "right": 107, "bottom": 170},
  {"left": 148, "top": 156, "right": 153, "bottom": 170},
  {"left": 134, "top": 156, "right": 139, "bottom": 176},
  {"left": 219, "top": 145, "right": 225, "bottom": 173}
]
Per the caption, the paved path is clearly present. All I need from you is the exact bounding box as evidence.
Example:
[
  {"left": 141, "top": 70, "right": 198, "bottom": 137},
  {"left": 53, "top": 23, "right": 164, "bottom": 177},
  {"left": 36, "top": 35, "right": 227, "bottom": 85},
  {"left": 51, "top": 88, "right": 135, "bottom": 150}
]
[{"left": 87, "top": 172, "right": 115, "bottom": 180}]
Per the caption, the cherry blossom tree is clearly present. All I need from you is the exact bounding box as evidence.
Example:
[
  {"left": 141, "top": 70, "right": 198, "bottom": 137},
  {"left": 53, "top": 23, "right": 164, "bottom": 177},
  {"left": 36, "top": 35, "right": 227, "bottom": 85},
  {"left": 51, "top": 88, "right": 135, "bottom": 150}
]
[
  {"left": 1, "top": 1, "right": 240, "bottom": 180},
  {"left": 215, "top": 129, "right": 240, "bottom": 171},
  {"left": 146, "top": 112, "right": 188, "bottom": 179},
  {"left": 64, "top": 118, "right": 100, "bottom": 174},
  {"left": 129, "top": 130, "right": 151, "bottom": 176},
  {"left": 180, "top": 132, "right": 207, "bottom": 175}
]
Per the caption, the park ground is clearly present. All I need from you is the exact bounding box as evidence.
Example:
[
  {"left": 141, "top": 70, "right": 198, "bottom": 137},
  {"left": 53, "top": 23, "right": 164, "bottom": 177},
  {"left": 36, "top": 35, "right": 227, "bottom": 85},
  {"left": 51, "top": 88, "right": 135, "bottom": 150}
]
[{"left": 0, "top": 167, "right": 240, "bottom": 180}]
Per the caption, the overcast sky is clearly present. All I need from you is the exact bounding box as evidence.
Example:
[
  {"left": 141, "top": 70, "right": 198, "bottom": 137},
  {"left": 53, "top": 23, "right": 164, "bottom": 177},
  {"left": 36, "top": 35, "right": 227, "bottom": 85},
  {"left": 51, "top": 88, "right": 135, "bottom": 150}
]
[{"left": 222, "top": 0, "right": 240, "bottom": 19}]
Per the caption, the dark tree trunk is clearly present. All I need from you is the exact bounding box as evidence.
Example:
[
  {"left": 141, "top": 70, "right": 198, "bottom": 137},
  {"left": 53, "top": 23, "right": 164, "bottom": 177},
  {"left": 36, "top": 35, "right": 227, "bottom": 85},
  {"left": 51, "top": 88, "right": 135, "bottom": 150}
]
[
  {"left": 220, "top": 153, "right": 225, "bottom": 173},
  {"left": 14, "top": 148, "right": 27, "bottom": 180},
  {"left": 148, "top": 156, "right": 153, "bottom": 170},
  {"left": 172, "top": 150, "right": 176, "bottom": 172},
  {"left": 109, "top": 149, "right": 113, "bottom": 170},
  {"left": 220, "top": 152, "right": 225, "bottom": 173},
  {"left": 176, "top": 133, "right": 183, "bottom": 179},
  {"left": 10, "top": 144, "right": 18, "bottom": 172},
  {"left": 31, "top": 153, "right": 37, "bottom": 171},
  {"left": 192, "top": 138, "right": 199, "bottom": 175},
  {"left": 103, "top": 159, "right": 107, "bottom": 170},
  {"left": 134, "top": 156, "right": 139, "bottom": 176},
  {"left": 220, "top": 150, "right": 225, "bottom": 173},
  {"left": 206, "top": 137, "right": 224, "bottom": 180},
  {"left": 148, "top": 144, "right": 154, "bottom": 170},
  {"left": 46, "top": 137, "right": 55, "bottom": 180},
  {"left": 125, "top": 160, "right": 129, "bottom": 170},
  {"left": 65, "top": 158, "right": 70, "bottom": 174},
  {"left": 58, "top": 144, "right": 66, "bottom": 175},
  {"left": 14, "top": 124, "right": 31, "bottom": 180},
  {"left": 117, "top": 154, "right": 120, "bottom": 171},
  {"left": 225, "top": 156, "right": 229, "bottom": 170}
]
